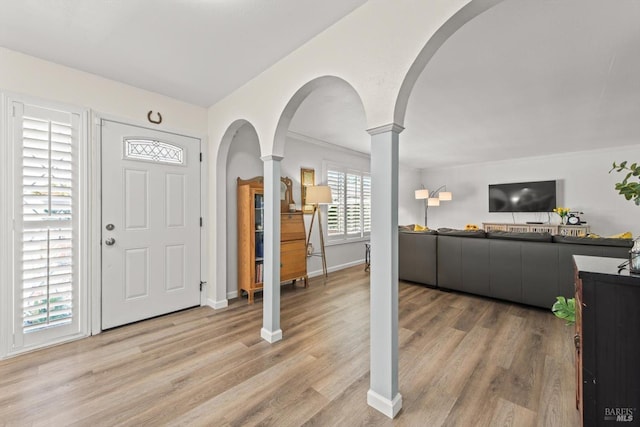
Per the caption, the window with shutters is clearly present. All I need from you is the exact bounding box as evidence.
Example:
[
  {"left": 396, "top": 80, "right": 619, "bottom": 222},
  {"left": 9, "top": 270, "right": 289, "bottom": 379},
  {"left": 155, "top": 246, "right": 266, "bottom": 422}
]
[
  {"left": 6, "top": 98, "right": 87, "bottom": 355},
  {"left": 326, "top": 165, "right": 371, "bottom": 242}
]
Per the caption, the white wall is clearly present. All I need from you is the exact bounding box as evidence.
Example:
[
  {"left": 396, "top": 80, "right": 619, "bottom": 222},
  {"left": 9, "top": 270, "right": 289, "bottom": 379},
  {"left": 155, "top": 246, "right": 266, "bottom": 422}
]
[
  {"left": 281, "top": 134, "right": 370, "bottom": 277},
  {"left": 399, "top": 166, "right": 424, "bottom": 226},
  {"left": 420, "top": 145, "right": 640, "bottom": 236},
  {"left": 0, "top": 47, "right": 207, "bottom": 135},
  {"left": 226, "top": 125, "right": 263, "bottom": 299},
  {"left": 222, "top": 131, "right": 421, "bottom": 296},
  {"left": 281, "top": 134, "right": 420, "bottom": 277}
]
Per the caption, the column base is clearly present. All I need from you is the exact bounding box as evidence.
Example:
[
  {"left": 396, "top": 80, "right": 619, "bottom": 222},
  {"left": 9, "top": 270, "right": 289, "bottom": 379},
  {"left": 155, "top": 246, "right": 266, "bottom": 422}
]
[
  {"left": 207, "top": 298, "right": 228, "bottom": 310},
  {"left": 260, "top": 328, "right": 283, "bottom": 343},
  {"left": 367, "top": 389, "right": 402, "bottom": 418}
]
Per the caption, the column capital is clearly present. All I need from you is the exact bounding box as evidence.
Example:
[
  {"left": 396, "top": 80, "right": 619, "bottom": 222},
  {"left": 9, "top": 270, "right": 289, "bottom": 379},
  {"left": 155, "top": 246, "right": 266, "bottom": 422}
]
[
  {"left": 261, "top": 154, "right": 284, "bottom": 162},
  {"left": 366, "top": 123, "right": 405, "bottom": 136}
]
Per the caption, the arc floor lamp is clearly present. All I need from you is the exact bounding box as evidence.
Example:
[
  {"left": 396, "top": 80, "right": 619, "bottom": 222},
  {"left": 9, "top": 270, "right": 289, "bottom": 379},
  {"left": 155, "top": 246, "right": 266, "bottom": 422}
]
[
  {"left": 415, "top": 185, "right": 452, "bottom": 227},
  {"left": 305, "top": 185, "right": 332, "bottom": 277}
]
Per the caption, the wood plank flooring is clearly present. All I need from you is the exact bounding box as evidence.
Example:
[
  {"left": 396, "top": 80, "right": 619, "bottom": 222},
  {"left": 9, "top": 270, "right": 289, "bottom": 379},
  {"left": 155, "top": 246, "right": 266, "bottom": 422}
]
[{"left": 0, "top": 265, "right": 580, "bottom": 426}]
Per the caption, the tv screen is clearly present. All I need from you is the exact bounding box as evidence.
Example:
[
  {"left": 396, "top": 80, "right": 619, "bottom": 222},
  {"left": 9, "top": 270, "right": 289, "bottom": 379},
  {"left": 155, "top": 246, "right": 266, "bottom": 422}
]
[{"left": 489, "top": 180, "right": 557, "bottom": 212}]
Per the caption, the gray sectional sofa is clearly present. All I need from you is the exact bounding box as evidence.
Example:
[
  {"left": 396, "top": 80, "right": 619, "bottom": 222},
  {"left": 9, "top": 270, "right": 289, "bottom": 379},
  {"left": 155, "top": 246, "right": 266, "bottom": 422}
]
[{"left": 399, "top": 228, "right": 632, "bottom": 309}]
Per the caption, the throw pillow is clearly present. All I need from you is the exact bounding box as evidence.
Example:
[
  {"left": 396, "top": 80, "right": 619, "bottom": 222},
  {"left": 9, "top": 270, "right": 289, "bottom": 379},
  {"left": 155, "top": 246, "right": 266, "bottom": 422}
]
[
  {"left": 609, "top": 231, "right": 632, "bottom": 239},
  {"left": 413, "top": 224, "right": 429, "bottom": 232}
]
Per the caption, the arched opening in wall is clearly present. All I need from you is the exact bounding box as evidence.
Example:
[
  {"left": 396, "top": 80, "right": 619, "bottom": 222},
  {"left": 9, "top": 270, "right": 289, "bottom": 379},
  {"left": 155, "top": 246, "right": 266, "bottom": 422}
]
[
  {"left": 214, "top": 119, "right": 261, "bottom": 304},
  {"left": 273, "top": 76, "right": 369, "bottom": 283},
  {"left": 396, "top": 0, "right": 640, "bottom": 232},
  {"left": 225, "top": 123, "right": 262, "bottom": 299}
]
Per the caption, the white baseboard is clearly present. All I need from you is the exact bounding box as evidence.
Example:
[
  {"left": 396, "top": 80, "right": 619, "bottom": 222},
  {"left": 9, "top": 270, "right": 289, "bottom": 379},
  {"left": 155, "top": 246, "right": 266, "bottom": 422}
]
[
  {"left": 260, "top": 328, "right": 283, "bottom": 343},
  {"left": 222, "top": 260, "right": 365, "bottom": 304},
  {"left": 207, "top": 298, "right": 228, "bottom": 310},
  {"left": 367, "top": 389, "right": 402, "bottom": 418},
  {"left": 307, "top": 258, "right": 365, "bottom": 278}
]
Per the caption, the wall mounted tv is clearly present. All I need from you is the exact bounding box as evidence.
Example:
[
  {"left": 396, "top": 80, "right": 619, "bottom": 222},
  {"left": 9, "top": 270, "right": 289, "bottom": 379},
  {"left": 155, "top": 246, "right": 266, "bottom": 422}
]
[{"left": 488, "top": 180, "right": 557, "bottom": 212}]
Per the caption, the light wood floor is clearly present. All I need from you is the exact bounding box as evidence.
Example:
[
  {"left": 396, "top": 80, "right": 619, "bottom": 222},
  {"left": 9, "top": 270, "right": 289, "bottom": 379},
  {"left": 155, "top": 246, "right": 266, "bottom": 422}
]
[{"left": 0, "top": 265, "right": 579, "bottom": 426}]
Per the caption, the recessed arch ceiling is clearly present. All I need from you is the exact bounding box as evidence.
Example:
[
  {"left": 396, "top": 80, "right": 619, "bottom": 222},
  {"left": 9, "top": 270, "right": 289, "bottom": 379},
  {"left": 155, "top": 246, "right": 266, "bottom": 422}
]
[
  {"left": 290, "top": 0, "right": 640, "bottom": 169},
  {"left": 288, "top": 79, "right": 368, "bottom": 152}
]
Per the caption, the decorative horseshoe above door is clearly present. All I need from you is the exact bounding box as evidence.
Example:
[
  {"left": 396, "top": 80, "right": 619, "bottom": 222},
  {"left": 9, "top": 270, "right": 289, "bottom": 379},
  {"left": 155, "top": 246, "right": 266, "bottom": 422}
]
[{"left": 147, "top": 110, "right": 162, "bottom": 124}]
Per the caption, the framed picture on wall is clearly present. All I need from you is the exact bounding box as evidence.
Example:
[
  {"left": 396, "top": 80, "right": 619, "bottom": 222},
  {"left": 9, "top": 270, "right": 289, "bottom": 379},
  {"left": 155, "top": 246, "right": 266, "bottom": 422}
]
[{"left": 301, "top": 167, "right": 315, "bottom": 213}]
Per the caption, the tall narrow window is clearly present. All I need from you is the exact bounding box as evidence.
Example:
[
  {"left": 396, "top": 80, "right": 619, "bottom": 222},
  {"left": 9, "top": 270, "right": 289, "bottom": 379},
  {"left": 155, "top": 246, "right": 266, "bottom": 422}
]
[
  {"left": 10, "top": 100, "right": 85, "bottom": 354},
  {"left": 326, "top": 165, "right": 370, "bottom": 242},
  {"left": 22, "top": 114, "right": 74, "bottom": 331}
]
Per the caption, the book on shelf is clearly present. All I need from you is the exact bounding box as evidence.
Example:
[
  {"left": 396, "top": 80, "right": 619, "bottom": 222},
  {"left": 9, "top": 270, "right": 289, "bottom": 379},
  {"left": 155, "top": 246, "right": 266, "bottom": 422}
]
[{"left": 255, "top": 262, "right": 263, "bottom": 284}]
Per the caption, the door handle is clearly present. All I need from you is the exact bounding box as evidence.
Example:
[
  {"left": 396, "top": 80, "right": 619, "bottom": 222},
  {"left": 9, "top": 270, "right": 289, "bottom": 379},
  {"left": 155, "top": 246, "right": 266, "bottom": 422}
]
[{"left": 105, "top": 238, "right": 116, "bottom": 246}]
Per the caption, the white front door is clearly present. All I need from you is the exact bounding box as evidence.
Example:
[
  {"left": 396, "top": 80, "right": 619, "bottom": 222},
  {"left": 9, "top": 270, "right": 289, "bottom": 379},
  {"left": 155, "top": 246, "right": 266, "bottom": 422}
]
[{"left": 101, "top": 120, "right": 201, "bottom": 329}]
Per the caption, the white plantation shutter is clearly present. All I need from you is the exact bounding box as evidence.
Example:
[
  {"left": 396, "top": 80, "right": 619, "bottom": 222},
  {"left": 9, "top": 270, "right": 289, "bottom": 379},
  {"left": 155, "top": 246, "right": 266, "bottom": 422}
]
[
  {"left": 327, "top": 169, "right": 345, "bottom": 236},
  {"left": 10, "top": 100, "right": 85, "bottom": 353},
  {"left": 363, "top": 175, "right": 371, "bottom": 233},
  {"left": 326, "top": 165, "right": 370, "bottom": 241},
  {"left": 21, "top": 115, "right": 74, "bottom": 332},
  {"left": 346, "top": 173, "right": 361, "bottom": 235}
]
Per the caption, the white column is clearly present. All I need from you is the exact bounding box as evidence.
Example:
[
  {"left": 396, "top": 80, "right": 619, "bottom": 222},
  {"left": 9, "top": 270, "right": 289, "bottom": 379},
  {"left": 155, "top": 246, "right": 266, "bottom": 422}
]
[
  {"left": 367, "top": 123, "right": 403, "bottom": 418},
  {"left": 260, "top": 155, "right": 283, "bottom": 343}
]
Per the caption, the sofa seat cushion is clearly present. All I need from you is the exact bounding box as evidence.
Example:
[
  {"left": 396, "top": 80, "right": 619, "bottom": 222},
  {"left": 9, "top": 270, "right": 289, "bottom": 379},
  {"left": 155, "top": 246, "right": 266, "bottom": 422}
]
[
  {"left": 553, "top": 235, "right": 634, "bottom": 248},
  {"left": 487, "top": 231, "right": 553, "bottom": 242}
]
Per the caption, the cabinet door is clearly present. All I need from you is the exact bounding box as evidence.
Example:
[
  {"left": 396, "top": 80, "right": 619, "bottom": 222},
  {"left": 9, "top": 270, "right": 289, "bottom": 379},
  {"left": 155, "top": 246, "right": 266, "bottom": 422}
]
[
  {"left": 574, "top": 270, "right": 583, "bottom": 420},
  {"left": 281, "top": 241, "right": 307, "bottom": 281},
  {"left": 281, "top": 213, "right": 305, "bottom": 242}
]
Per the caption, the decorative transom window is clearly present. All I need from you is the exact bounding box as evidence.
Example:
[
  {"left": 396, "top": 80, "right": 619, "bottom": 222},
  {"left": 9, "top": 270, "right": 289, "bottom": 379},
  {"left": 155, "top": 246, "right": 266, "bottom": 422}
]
[{"left": 125, "top": 138, "right": 184, "bottom": 164}]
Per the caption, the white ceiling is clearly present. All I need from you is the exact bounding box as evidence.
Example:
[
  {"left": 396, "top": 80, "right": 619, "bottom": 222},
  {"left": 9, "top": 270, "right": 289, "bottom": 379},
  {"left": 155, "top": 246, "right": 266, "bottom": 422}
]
[
  {"left": 290, "top": 0, "right": 640, "bottom": 169},
  {"left": 0, "top": 0, "right": 366, "bottom": 107},
  {"left": 1, "top": 0, "right": 639, "bottom": 169}
]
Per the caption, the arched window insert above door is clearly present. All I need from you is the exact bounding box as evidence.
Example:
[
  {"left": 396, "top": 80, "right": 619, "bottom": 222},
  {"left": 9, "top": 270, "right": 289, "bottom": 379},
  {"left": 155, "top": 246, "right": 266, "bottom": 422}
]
[{"left": 124, "top": 138, "right": 184, "bottom": 165}]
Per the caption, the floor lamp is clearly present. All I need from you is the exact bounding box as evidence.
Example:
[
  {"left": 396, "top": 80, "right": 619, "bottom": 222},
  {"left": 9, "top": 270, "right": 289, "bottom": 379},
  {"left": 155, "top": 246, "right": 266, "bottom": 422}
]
[
  {"left": 415, "top": 185, "right": 452, "bottom": 227},
  {"left": 305, "top": 185, "right": 332, "bottom": 277}
]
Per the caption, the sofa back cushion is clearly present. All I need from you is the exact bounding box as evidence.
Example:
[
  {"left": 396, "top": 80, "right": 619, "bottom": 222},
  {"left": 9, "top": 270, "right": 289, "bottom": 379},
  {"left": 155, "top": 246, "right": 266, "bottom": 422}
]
[
  {"left": 553, "top": 235, "right": 633, "bottom": 248},
  {"left": 487, "top": 230, "right": 553, "bottom": 242},
  {"left": 437, "top": 228, "right": 486, "bottom": 238}
]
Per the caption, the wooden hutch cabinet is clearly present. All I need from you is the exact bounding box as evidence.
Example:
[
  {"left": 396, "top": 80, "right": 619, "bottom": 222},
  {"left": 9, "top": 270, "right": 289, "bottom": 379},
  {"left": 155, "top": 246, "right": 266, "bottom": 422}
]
[
  {"left": 237, "top": 176, "right": 308, "bottom": 304},
  {"left": 573, "top": 255, "right": 640, "bottom": 426}
]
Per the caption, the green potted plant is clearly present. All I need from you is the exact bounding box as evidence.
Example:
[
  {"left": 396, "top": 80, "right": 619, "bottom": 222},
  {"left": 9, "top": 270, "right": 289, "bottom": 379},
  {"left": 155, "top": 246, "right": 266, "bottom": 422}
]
[
  {"left": 551, "top": 296, "right": 575, "bottom": 325},
  {"left": 610, "top": 161, "right": 640, "bottom": 205}
]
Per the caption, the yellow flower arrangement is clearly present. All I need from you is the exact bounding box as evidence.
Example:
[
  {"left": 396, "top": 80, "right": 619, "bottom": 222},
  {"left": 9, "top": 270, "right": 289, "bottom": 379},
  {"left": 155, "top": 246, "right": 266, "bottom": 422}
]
[
  {"left": 465, "top": 224, "right": 479, "bottom": 231},
  {"left": 553, "top": 207, "right": 570, "bottom": 223}
]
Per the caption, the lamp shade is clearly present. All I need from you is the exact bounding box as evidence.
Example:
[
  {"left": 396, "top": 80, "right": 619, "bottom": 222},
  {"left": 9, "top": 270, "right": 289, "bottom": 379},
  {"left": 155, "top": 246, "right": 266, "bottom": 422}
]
[
  {"left": 427, "top": 197, "right": 440, "bottom": 206},
  {"left": 306, "top": 185, "right": 332, "bottom": 204},
  {"left": 415, "top": 189, "right": 429, "bottom": 200},
  {"left": 438, "top": 191, "right": 452, "bottom": 201}
]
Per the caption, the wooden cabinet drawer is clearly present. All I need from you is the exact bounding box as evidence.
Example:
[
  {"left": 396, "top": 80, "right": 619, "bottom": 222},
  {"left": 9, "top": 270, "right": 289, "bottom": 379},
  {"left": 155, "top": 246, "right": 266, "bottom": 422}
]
[
  {"left": 281, "top": 212, "right": 305, "bottom": 242},
  {"left": 281, "top": 240, "right": 307, "bottom": 281}
]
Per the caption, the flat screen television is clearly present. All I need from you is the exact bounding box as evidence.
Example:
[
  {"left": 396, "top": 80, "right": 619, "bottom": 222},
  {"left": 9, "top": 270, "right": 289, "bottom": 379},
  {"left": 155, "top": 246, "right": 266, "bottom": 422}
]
[{"left": 488, "top": 180, "right": 557, "bottom": 212}]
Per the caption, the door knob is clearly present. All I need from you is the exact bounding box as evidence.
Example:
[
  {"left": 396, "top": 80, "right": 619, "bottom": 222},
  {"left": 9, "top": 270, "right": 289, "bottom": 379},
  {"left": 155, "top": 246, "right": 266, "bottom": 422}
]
[{"left": 105, "top": 238, "right": 116, "bottom": 246}]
